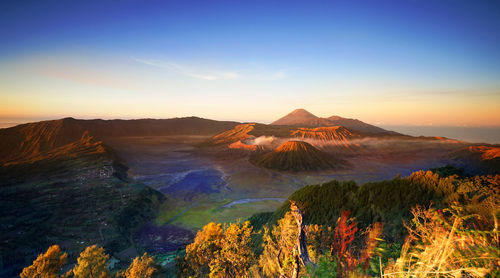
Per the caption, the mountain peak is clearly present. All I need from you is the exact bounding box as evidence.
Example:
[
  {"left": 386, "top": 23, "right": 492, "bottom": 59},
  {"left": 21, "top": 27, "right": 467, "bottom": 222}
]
[
  {"left": 271, "top": 109, "right": 395, "bottom": 134},
  {"left": 289, "top": 108, "right": 316, "bottom": 117},
  {"left": 271, "top": 109, "right": 318, "bottom": 125}
]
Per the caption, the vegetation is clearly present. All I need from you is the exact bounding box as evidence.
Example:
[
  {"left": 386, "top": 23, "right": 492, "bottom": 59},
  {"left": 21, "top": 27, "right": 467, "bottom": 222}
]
[
  {"left": 121, "top": 253, "right": 160, "bottom": 278},
  {"left": 21, "top": 245, "right": 160, "bottom": 278},
  {"left": 384, "top": 206, "right": 499, "bottom": 277},
  {"left": 71, "top": 245, "right": 111, "bottom": 278},
  {"left": 175, "top": 170, "right": 499, "bottom": 277},
  {"left": 19, "top": 170, "right": 499, "bottom": 277},
  {"left": 20, "top": 245, "right": 67, "bottom": 278},
  {"left": 270, "top": 170, "right": 499, "bottom": 241},
  {"left": 178, "top": 221, "right": 255, "bottom": 277}
]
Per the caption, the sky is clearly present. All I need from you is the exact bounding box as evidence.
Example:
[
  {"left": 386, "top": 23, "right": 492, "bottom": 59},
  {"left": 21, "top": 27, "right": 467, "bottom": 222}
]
[{"left": 1, "top": 0, "right": 499, "bottom": 126}]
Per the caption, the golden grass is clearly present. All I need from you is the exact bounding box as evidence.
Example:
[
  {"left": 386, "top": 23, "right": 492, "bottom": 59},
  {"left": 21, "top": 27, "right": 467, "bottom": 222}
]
[{"left": 383, "top": 206, "right": 499, "bottom": 277}]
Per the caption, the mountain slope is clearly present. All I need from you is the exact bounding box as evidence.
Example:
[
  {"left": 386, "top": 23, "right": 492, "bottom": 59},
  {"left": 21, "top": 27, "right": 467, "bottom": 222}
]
[
  {"left": 251, "top": 141, "right": 345, "bottom": 171},
  {"left": 0, "top": 132, "right": 165, "bottom": 276},
  {"left": 271, "top": 109, "right": 395, "bottom": 134}
]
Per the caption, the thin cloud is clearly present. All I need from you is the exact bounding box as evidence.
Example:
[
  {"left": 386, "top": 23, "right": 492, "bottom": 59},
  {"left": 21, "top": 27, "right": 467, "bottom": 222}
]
[
  {"left": 132, "top": 57, "right": 240, "bottom": 81},
  {"left": 133, "top": 57, "right": 293, "bottom": 81}
]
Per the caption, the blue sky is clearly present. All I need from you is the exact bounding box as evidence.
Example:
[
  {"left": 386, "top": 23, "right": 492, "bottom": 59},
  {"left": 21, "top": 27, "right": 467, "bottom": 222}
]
[{"left": 1, "top": 0, "right": 499, "bottom": 125}]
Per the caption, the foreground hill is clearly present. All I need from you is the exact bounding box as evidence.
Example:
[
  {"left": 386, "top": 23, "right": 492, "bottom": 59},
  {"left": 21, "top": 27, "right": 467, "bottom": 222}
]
[
  {"left": 251, "top": 141, "right": 344, "bottom": 171},
  {"left": 271, "top": 108, "right": 396, "bottom": 134},
  {"left": 0, "top": 132, "right": 167, "bottom": 276},
  {"left": 0, "top": 117, "right": 239, "bottom": 164},
  {"left": 263, "top": 170, "right": 499, "bottom": 241}
]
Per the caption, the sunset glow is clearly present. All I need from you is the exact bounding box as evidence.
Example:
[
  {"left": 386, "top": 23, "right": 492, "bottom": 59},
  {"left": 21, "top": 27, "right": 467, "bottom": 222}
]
[{"left": 1, "top": 0, "right": 499, "bottom": 126}]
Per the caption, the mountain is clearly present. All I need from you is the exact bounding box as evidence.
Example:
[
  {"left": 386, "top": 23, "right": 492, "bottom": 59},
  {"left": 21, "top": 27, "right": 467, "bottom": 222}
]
[
  {"left": 325, "top": 115, "right": 394, "bottom": 134},
  {"left": 271, "top": 109, "right": 320, "bottom": 126},
  {"left": 0, "top": 116, "right": 240, "bottom": 276},
  {"left": 251, "top": 140, "right": 345, "bottom": 171},
  {"left": 271, "top": 109, "right": 396, "bottom": 134},
  {"left": 0, "top": 117, "right": 239, "bottom": 165},
  {"left": 0, "top": 131, "right": 164, "bottom": 276}
]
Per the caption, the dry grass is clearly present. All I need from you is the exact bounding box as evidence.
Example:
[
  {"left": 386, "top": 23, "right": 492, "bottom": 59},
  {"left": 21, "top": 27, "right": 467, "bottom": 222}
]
[{"left": 383, "top": 206, "right": 499, "bottom": 277}]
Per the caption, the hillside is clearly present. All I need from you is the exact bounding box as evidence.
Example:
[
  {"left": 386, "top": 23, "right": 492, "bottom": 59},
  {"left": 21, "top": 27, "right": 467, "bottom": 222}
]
[
  {"left": 251, "top": 141, "right": 344, "bottom": 171},
  {"left": 266, "top": 170, "right": 499, "bottom": 241},
  {"left": 451, "top": 145, "right": 500, "bottom": 174},
  {"left": 271, "top": 108, "right": 395, "bottom": 134},
  {"left": 0, "top": 133, "right": 166, "bottom": 276}
]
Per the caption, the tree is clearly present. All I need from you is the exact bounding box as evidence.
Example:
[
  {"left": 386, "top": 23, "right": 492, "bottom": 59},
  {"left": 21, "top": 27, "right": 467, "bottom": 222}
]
[
  {"left": 183, "top": 222, "right": 224, "bottom": 277},
  {"left": 259, "top": 211, "right": 300, "bottom": 277},
  {"left": 209, "top": 221, "right": 254, "bottom": 277},
  {"left": 181, "top": 221, "right": 256, "bottom": 277},
  {"left": 306, "top": 224, "right": 334, "bottom": 263},
  {"left": 20, "top": 245, "right": 67, "bottom": 278},
  {"left": 124, "top": 253, "right": 159, "bottom": 278},
  {"left": 72, "top": 245, "right": 110, "bottom": 278},
  {"left": 331, "top": 210, "right": 358, "bottom": 273}
]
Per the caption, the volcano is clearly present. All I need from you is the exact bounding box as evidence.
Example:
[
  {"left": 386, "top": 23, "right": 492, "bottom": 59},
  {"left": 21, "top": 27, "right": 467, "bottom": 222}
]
[
  {"left": 271, "top": 109, "right": 396, "bottom": 134},
  {"left": 252, "top": 140, "right": 344, "bottom": 172}
]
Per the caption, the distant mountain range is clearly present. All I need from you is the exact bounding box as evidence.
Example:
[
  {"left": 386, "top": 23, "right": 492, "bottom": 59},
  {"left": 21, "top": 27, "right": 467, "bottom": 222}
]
[
  {"left": 271, "top": 108, "right": 397, "bottom": 134},
  {"left": 0, "top": 109, "right": 498, "bottom": 172},
  {"left": 0, "top": 117, "right": 238, "bottom": 165}
]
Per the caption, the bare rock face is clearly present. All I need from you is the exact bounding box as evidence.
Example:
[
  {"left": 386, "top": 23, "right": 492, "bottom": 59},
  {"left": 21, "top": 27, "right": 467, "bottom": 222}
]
[{"left": 251, "top": 140, "right": 345, "bottom": 172}]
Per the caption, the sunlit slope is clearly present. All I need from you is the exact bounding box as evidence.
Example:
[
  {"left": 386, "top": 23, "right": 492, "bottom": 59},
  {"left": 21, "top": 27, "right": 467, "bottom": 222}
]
[
  {"left": 451, "top": 145, "right": 500, "bottom": 174},
  {"left": 290, "top": 126, "right": 361, "bottom": 149}
]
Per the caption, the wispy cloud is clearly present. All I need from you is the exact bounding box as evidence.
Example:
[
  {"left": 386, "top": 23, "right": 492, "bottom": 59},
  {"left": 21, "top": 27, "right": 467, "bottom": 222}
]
[
  {"left": 132, "top": 57, "right": 240, "bottom": 81},
  {"left": 132, "top": 57, "right": 293, "bottom": 81}
]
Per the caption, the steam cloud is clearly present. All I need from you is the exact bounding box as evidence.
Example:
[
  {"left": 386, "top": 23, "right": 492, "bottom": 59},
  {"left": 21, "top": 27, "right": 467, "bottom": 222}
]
[{"left": 247, "top": 136, "right": 276, "bottom": 146}]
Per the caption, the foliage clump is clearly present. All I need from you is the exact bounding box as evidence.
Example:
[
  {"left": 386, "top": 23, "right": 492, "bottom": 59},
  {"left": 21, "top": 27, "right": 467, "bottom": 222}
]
[
  {"left": 121, "top": 253, "right": 159, "bottom": 278},
  {"left": 20, "top": 245, "right": 67, "bottom": 278},
  {"left": 179, "top": 221, "right": 255, "bottom": 277},
  {"left": 72, "top": 245, "right": 110, "bottom": 278}
]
